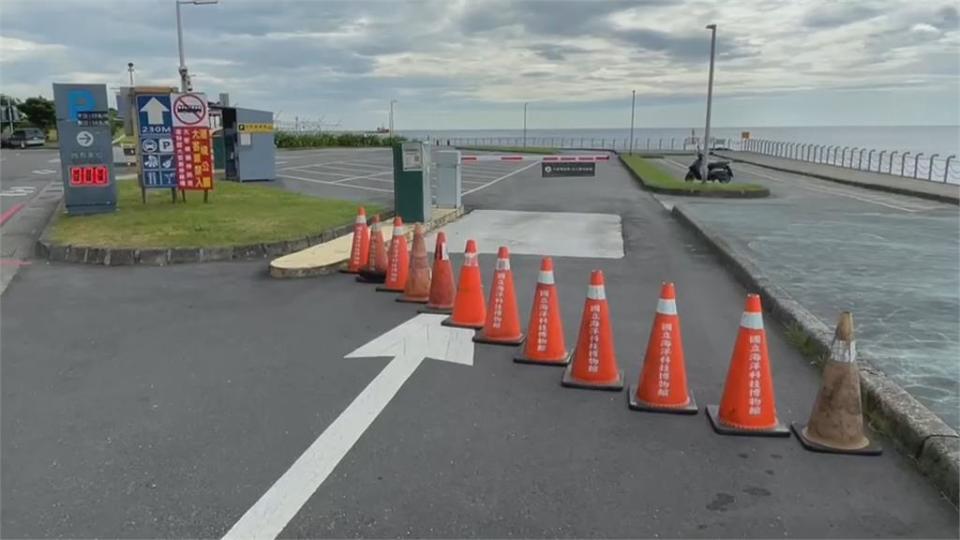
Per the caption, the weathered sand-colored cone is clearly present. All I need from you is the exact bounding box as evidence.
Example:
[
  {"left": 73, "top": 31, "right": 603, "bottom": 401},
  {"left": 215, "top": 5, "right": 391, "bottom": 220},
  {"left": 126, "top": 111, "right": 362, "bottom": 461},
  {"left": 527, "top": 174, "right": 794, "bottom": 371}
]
[
  {"left": 791, "top": 312, "right": 882, "bottom": 455},
  {"left": 377, "top": 217, "right": 410, "bottom": 292},
  {"left": 340, "top": 206, "right": 369, "bottom": 274},
  {"left": 419, "top": 232, "right": 456, "bottom": 314},
  {"left": 397, "top": 224, "right": 431, "bottom": 303}
]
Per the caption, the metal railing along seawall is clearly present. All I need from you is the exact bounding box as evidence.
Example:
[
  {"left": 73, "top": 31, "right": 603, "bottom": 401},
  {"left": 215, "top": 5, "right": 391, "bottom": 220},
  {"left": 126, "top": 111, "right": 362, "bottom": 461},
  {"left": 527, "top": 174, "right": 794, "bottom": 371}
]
[
  {"left": 443, "top": 136, "right": 739, "bottom": 152},
  {"left": 742, "top": 139, "right": 960, "bottom": 184}
]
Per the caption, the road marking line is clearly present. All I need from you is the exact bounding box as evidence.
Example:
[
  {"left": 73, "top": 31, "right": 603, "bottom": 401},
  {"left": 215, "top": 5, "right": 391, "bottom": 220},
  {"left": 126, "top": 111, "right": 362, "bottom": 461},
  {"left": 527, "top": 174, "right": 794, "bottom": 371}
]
[
  {"left": 0, "top": 258, "right": 31, "bottom": 267},
  {"left": 331, "top": 171, "right": 393, "bottom": 184},
  {"left": 223, "top": 314, "right": 475, "bottom": 540},
  {"left": 278, "top": 174, "right": 392, "bottom": 193},
  {"left": 0, "top": 202, "right": 27, "bottom": 226},
  {"left": 463, "top": 161, "right": 539, "bottom": 195},
  {"left": 31, "top": 169, "right": 57, "bottom": 175}
]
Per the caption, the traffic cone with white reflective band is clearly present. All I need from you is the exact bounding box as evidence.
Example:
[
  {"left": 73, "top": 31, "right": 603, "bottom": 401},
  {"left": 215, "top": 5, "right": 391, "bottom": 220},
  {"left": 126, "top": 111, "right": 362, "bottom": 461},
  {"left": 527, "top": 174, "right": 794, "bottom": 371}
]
[
  {"left": 474, "top": 246, "right": 523, "bottom": 345},
  {"left": 356, "top": 216, "right": 387, "bottom": 283},
  {"left": 629, "top": 282, "right": 697, "bottom": 414},
  {"left": 419, "top": 232, "right": 455, "bottom": 314},
  {"left": 561, "top": 270, "right": 624, "bottom": 391},
  {"left": 340, "top": 207, "right": 369, "bottom": 274},
  {"left": 376, "top": 217, "right": 410, "bottom": 292},
  {"left": 442, "top": 239, "right": 486, "bottom": 329},
  {"left": 706, "top": 294, "right": 789, "bottom": 436},
  {"left": 515, "top": 257, "right": 569, "bottom": 365},
  {"left": 792, "top": 312, "right": 881, "bottom": 454},
  {"left": 397, "top": 224, "right": 431, "bottom": 303}
]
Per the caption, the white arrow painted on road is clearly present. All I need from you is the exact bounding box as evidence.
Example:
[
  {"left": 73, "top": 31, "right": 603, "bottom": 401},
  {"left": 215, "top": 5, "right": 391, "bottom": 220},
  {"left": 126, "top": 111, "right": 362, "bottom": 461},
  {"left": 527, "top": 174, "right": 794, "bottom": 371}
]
[
  {"left": 222, "top": 313, "right": 475, "bottom": 540},
  {"left": 140, "top": 97, "right": 169, "bottom": 125}
]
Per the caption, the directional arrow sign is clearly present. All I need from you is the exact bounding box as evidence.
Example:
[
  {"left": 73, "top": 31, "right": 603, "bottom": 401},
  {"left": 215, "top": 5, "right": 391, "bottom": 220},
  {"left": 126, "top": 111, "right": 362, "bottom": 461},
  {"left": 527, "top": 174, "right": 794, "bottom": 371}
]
[
  {"left": 140, "top": 96, "right": 169, "bottom": 125},
  {"left": 76, "top": 131, "right": 94, "bottom": 147},
  {"left": 223, "top": 314, "right": 475, "bottom": 540}
]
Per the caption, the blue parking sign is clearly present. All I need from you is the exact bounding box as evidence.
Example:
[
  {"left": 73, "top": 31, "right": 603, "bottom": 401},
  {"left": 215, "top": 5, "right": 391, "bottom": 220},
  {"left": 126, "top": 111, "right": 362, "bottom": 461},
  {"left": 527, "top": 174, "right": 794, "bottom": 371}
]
[{"left": 136, "top": 93, "right": 177, "bottom": 188}]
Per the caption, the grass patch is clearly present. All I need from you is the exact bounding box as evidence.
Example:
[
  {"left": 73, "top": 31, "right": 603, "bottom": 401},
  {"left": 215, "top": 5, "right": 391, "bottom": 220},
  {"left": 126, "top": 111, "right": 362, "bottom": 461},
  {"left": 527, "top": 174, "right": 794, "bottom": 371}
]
[
  {"left": 456, "top": 146, "right": 557, "bottom": 155},
  {"left": 50, "top": 179, "right": 381, "bottom": 249},
  {"left": 784, "top": 322, "right": 828, "bottom": 366},
  {"left": 620, "top": 154, "right": 766, "bottom": 193}
]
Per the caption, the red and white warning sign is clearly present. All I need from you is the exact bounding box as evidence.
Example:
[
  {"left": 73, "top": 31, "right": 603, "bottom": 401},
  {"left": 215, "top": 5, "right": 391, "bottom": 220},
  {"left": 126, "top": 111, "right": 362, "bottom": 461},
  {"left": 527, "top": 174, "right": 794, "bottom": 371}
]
[
  {"left": 171, "top": 92, "right": 209, "bottom": 128},
  {"left": 171, "top": 92, "right": 213, "bottom": 190}
]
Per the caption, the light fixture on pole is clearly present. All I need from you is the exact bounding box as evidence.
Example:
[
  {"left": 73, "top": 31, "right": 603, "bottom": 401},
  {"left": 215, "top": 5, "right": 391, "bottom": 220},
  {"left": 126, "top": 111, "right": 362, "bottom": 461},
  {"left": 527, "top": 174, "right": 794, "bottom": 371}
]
[
  {"left": 523, "top": 102, "right": 528, "bottom": 149},
  {"left": 701, "top": 23, "right": 717, "bottom": 182},
  {"left": 629, "top": 90, "right": 636, "bottom": 155},
  {"left": 176, "top": 0, "right": 219, "bottom": 92},
  {"left": 127, "top": 62, "right": 135, "bottom": 86}
]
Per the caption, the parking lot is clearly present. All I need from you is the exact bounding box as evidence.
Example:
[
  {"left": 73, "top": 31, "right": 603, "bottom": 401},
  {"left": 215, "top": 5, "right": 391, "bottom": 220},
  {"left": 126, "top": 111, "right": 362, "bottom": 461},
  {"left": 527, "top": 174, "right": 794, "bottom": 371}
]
[{"left": 274, "top": 148, "right": 541, "bottom": 206}]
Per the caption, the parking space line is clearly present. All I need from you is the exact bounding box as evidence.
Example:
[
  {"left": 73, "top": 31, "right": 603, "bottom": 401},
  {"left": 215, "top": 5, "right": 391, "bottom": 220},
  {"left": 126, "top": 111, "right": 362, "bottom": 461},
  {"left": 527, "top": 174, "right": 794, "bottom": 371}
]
[
  {"left": 279, "top": 174, "right": 393, "bottom": 193},
  {"left": 314, "top": 163, "right": 392, "bottom": 175},
  {"left": 331, "top": 171, "right": 393, "bottom": 184},
  {"left": 463, "top": 161, "right": 539, "bottom": 195}
]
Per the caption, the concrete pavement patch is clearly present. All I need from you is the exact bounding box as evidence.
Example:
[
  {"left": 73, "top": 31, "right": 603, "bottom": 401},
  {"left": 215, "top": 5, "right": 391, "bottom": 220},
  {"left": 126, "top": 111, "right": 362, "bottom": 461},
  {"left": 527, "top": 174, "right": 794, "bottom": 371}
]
[{"left": 670, "top": 202, "right": 960, "bottom": 504}]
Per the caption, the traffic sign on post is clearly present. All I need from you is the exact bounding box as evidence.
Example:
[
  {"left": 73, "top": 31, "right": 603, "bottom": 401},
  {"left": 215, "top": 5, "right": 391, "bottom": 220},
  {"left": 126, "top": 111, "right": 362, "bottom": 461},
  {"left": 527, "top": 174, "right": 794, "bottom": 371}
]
[
  {"left": 171, "top": 92, "right": 214, "bottom": 192},
  {"left": 136, "top": 94, "right": 177, "bottom": 189}
]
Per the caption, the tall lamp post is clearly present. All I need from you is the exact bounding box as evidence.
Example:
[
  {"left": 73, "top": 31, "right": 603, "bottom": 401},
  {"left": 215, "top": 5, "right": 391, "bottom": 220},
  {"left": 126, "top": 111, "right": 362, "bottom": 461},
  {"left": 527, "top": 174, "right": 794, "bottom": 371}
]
[
  {"left": 701, "top": 23, "right": 717, "bottom": 181},
  {"left": 389, "top": 99, "right": 397, "bottom": 134},
  {"left": 176, "top": 0, "right": 219, "bottom": 92},
  {"left": 127, "top": 62, "right": 135, "bottom": 85},
  {"left": 523, "top": 102, "right": 528, "bottom": 149},
  {"left": 629, "top": 90, "right": 636, "bottom": 155}
]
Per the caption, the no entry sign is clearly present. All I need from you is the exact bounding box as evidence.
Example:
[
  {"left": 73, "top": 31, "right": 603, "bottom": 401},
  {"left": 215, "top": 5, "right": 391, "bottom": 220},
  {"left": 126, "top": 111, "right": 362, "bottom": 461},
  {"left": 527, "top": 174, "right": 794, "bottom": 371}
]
[
  {"left": 170, "top": 93, "right": 213, "bottom": 191},
  {"left": 172, "top": 93, "right": 208, "bottom": 127}
]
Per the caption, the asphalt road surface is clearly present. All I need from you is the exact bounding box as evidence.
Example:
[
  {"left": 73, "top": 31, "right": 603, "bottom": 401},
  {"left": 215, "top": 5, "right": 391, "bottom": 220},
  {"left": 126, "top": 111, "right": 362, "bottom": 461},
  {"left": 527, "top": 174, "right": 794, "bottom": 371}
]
[
  {"left": 653, "top": 156, "right": 960, "bottom": 430},
  {"left": 1, "top": 154, "right": 957, "bottom": 538},
  {"left": 0, "top": 147, "right": 62, "bottom": 216},
  {"left": 275, "top": 147, "right": 540, "bottom": 207}
]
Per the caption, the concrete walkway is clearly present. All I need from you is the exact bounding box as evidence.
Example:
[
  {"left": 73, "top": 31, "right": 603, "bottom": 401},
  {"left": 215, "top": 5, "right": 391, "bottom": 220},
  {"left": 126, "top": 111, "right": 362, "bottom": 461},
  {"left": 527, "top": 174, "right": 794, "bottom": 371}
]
[{"left": 717, "top": 151, "right": 960, "bottom": 204}]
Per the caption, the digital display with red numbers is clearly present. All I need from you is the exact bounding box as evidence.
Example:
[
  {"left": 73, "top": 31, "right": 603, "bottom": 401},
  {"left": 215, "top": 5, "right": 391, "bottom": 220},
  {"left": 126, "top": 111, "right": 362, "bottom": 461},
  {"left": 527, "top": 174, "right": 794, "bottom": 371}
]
[{"left": 69, "top": 166, "right": 110, "bottom": 187}]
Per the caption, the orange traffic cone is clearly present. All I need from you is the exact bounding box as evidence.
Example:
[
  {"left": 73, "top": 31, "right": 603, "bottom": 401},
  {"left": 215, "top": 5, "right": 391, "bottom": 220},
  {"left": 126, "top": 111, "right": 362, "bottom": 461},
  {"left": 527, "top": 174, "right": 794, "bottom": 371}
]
[
  {"left": 628, "top": 282, "right": 697, "bottom": 414},
  {"left": 561, "top": 270, "right": 624, "bottom": 391},
  {"left": 792, "top": 312, "right": 881, "bottom": 454},
  {"left": 377, "top": 217, "right": 409, "bottom": 292},
  {"left": 474, "top": 246, "right": 524, "bottom": 345},
  {"left": 442, "top": 239, "right": 486, "bottom": 329},
  {"left": 706, "top": 294, "right": 789, "bottom": 436},
  {"left": 340, "top": 207, "right": 369, "bottom": 274},
  {"left": 397, "top": 224, "right": 431, "bottom": 303},
  {"left": 356, "top": 216, "right": 387, "bottom": 283},
  {"left": 419, "top": 232, "right": 456, "bottom": 314},
  {"left": 515, "top": 257, "right": 569, "bottom": 365}
]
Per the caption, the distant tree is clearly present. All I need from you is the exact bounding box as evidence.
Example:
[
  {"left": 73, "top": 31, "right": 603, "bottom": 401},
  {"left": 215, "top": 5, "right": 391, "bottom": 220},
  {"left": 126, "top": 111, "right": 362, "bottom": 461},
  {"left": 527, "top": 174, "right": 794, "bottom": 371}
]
[{"left": 17, "top": 96, "right": 56, "bottom": 131}]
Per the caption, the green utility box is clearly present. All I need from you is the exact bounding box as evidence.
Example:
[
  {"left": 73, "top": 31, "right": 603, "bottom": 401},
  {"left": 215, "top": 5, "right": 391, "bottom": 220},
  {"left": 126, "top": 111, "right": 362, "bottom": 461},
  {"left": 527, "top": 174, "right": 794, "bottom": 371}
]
[{"left": 392, "top": 142, "right": 432, "bottom": 222}]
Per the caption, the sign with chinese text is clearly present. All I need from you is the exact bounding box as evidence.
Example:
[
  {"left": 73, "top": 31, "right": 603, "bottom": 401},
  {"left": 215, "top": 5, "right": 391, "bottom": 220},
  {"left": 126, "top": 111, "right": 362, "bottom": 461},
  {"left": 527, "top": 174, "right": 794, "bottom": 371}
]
[{"left": 171, "top": 93, "right": 213, "bottom": 191}]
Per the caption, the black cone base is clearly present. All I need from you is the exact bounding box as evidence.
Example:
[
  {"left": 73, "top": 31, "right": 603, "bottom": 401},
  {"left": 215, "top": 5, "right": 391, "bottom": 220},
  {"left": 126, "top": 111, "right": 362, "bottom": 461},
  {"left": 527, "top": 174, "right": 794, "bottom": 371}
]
[
  {"left": 791, "top": 423, "right": 882, "bottom": 455},
  {"left": 560, "top": 365, "right": 624, "bottom": 391},
  {"left": 705, "top": 405, "right": 790, "bottom": 437},
  {"left": 628, "top": 385, "right": 698, "bottom": 414}
]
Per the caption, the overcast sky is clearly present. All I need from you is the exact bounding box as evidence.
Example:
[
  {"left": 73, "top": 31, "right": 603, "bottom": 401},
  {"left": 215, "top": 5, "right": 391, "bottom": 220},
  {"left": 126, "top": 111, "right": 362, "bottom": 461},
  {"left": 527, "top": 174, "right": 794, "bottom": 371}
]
[{"left": 1, "top": 0, "right": 958, "bottom": 130}]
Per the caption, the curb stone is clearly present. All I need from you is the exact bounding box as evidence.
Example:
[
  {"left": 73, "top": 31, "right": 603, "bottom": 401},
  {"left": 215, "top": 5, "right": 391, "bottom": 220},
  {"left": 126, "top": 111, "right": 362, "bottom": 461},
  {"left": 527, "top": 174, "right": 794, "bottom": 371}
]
[
  {"left": 670, "top": 203, "right": 959, "bottom": 505},
  {"left": 715, "top": 152, "right": 959, "bottom": 206},
  {"left": 34, "top": 209, "right": 397, "bottom": 267},
  {"left": 616, "top": 153, "right": 770, "bottom": 198}
]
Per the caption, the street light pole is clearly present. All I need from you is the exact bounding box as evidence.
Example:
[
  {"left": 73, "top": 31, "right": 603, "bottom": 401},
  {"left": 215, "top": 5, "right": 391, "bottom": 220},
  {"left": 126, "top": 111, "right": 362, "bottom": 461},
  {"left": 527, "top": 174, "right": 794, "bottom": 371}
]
[
  {"left": 389, "top": 100, "right": 397, "bottom": 134},
  {"left": 701, "top": 23, "right": 717, "bottom": 181},
  {"left": 128, "top": 62, "right": 135, "bottom": 86},
  {"left": 523, "top": 102, "right": 528, "bottom": 149},
  {"left": 176, "top": 0, "right": 218, "bottom": 92},
  {"left": 629, "top": 90, "right": 636, "bottom": 155}
]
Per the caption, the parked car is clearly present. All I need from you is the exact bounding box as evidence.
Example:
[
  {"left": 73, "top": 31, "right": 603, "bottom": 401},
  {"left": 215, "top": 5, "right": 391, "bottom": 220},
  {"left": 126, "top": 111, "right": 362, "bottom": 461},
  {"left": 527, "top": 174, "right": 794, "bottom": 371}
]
[{"left": 2, "top": 127, "right": 46, "bottom": 149}]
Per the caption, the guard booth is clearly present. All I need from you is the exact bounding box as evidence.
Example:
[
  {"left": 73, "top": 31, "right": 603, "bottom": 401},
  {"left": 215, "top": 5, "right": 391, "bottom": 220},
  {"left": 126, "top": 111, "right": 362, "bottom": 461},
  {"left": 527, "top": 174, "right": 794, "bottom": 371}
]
[{"left": 218, "top": 106, "right": 275, "bottom": 182}]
